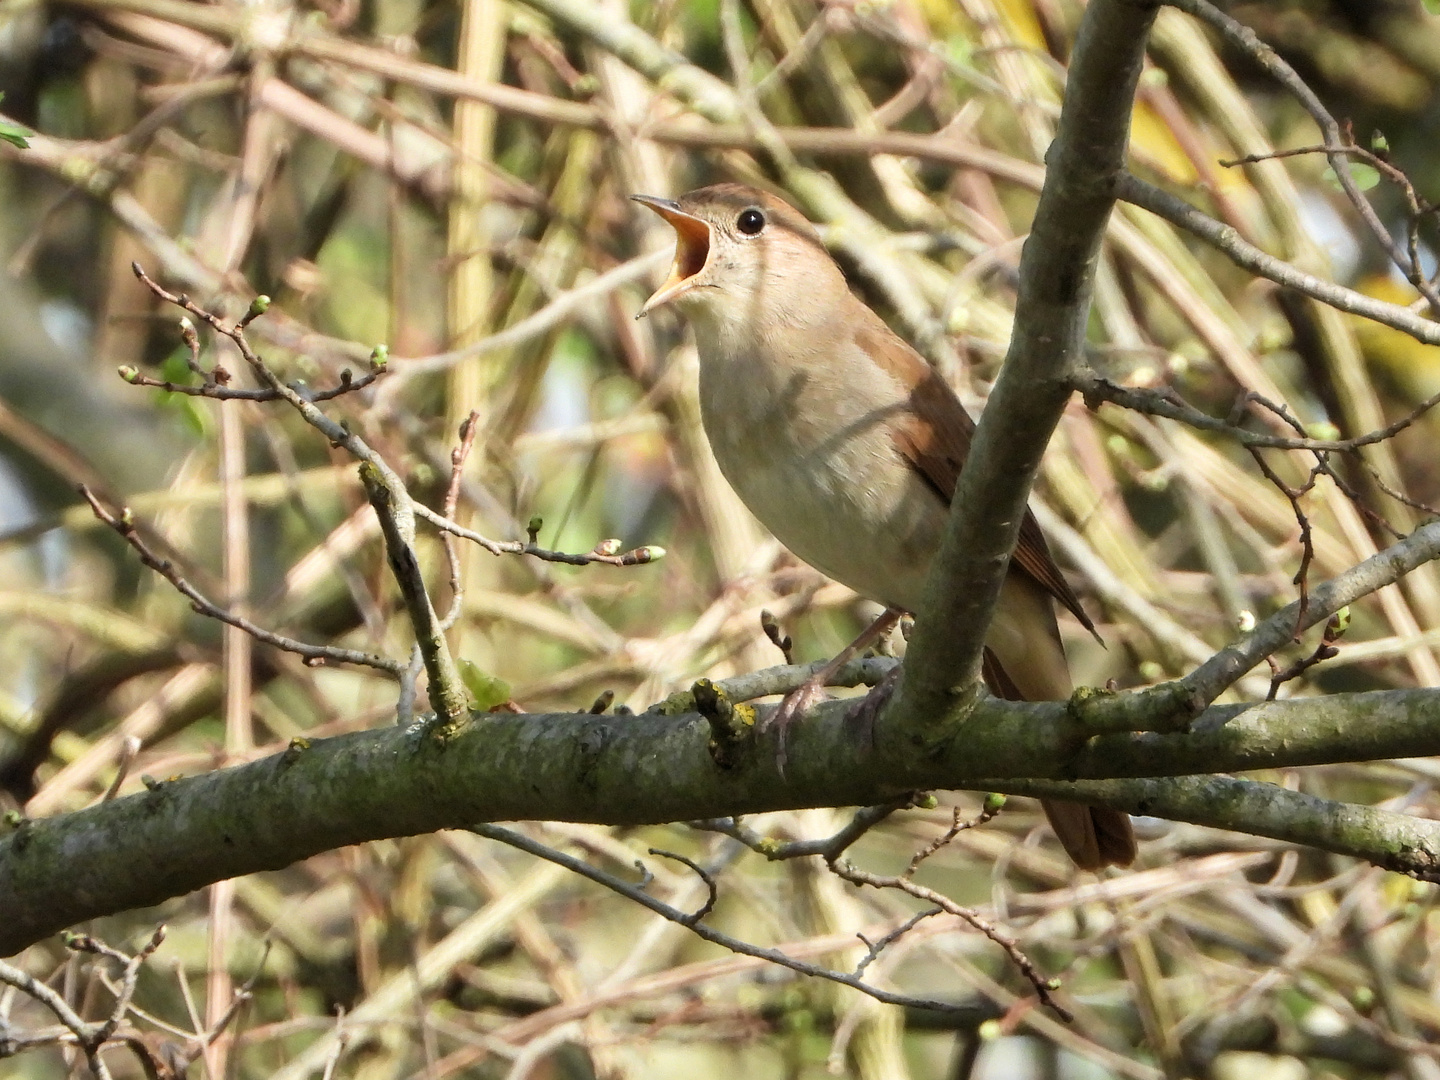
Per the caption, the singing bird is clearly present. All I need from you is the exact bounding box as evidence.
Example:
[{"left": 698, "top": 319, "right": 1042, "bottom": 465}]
[{"left": 633, "top": 183, "right": 1135, "bottom": 870}]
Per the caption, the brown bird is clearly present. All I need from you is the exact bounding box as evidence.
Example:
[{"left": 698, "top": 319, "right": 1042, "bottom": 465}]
[{"left": 633, "top": 183, "right": 1135, "bottom": 871}]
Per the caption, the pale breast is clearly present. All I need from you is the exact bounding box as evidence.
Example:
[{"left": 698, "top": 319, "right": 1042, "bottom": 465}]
[{"left": 695, "top": 334, "right": 947, "bottom": 613}]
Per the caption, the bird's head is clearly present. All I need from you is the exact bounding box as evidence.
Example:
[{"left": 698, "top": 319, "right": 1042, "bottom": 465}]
[{"left": 632, "top": 184, "right": 844, "bottom": 334}]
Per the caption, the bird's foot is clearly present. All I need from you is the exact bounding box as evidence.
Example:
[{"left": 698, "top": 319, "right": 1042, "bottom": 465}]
[
  {"left": 761, "top": 678, "right": 832, "bottom": 777},
  {"left": 757, "top": 607, "right": 905, "bottom": 777}
]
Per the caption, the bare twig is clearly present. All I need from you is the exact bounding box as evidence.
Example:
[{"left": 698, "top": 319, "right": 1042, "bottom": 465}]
[
  {"left": 853, "top": 907, "right": 944, "bottom": 980},
  {"left": 826, "top": 855, "right": 1069, "bottom": 1020},
  {"left": 0, "top": 926, "right": 170, "bottom": 1080},
  {"left": 1116, "top": 172, "right": 1440, "bottom": 346},
  {"left": 438, "top": 411, "right": 481, "bottom": 634},
  {"left": 469, "top": 823, "right": 975, "bottom": 1015},
  {"left": 128, "top": 263, "right": 465, "bottom": 721},
  {"left": 118, "top": 360, "right": 384, "bottom": 402},
  {"left": 1166, "top": 0, "right": 1440, "bottom": 316},
  {"left": 1073, "top": 516, "right": 1440, "bottom": 732},
  {"left": 1076, "top": 370, "right": 1440, "bottom": 454},
  {"left": 412, "top": 502, "right": 665, "bottom": 568},
  {"left": 691, "top": 801, "right": 909, "bottom": 862},
  {"left": 645, "top": 848, "right": 718, "bottom": 926},
  {"left": 80, "top": 485, "right": 403, "bottom": 675},
  {"left": 1267, "top": 609, "right": 1350, "bottom": 701}
]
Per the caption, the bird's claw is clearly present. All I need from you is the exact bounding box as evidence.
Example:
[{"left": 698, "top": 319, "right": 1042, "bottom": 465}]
[{"left": 761, "top": 679, "right": 831, "bottom": 777}]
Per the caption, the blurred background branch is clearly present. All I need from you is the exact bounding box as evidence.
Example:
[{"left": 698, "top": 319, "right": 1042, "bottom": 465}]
[{"left": 6, "top": 0, "right": 1440, "bottom": 1076}]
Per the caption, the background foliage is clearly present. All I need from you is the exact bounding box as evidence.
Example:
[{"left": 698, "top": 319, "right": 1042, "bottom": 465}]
[{"left": 5, "top": 0, "right": 1440, "bottom": 1077}]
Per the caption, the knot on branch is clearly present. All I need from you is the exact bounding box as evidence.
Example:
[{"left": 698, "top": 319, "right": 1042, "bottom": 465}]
[
  {"left": 1068, "top": 679, "right": 1204, "bottom": 737},
  {"left": 693, "top": 678, "right": 756, "bottom": 769},
  {"left": 280, "top": 736, "right": 312, "bottom": 767}
]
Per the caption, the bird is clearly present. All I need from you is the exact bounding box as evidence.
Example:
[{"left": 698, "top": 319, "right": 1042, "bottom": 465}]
[{"left": 632, "top": 183, "right": 1136, "bottom": 871}]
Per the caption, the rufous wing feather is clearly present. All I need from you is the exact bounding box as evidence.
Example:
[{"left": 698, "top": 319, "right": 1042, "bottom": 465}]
[
  {"left": 858, "top": 312, "right": 1134, "bottom": 869},
  {"left": 856, "top": 316, "right": 1096, "bottom": 636}
]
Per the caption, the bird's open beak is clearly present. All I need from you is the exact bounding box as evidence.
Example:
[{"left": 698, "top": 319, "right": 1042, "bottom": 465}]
[{"left": 631, "top": 194, "right": 711, "bottom": 317}]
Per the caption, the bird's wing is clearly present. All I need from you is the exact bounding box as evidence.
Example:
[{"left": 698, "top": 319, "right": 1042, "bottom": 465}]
[{"left": 855, "top": 315, "right": 1099, "bottom": 638}]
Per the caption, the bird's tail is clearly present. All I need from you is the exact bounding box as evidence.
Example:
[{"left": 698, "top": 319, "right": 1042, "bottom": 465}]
[{"left": 981, "top": 645, "right": 1137, "bottom": 870}]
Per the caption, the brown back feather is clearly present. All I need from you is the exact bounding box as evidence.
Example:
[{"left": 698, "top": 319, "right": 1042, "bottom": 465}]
[{"left": 854, "top": 315, "right": 1098, "bottom": 639}]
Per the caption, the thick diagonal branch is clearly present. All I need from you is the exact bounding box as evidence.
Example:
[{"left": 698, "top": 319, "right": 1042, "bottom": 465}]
[{"left": 8, "top": 677, "right": 1440, "bottom": 956}]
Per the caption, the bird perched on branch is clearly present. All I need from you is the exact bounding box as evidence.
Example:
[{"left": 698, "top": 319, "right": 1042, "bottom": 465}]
[{"left": 634, "top": 183, "right": 1135, "bottom": 871}]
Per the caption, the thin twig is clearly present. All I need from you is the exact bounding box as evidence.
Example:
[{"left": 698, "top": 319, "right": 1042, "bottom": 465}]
[
  {"left": 1267, "top": 609, "right": 1350, "bottom": 701},
  {"left": 645, "top": 848, "right": 718, "bottom": 926},
  {"left": 128, "top": 262, "right": 466, "bottom": 721},
  {"left": 826, "top": 856, "right": 1069, "bottom": 1020},
  {"left": 1167, "top": 0, "right": 1440, "bottom": 316},
  {"left": 80, "top": 486, "right": 403, "bottom": 675},
  {"left": 437, "top": 411, "right": 481, "bottom": 634},
  {"left": 1116, "top": 172, "right": 1440, "bottom": 347},
  {"left": 691, "top": 801, "right": 908, "bottom": 862},
  {"left": 412, "top": 502, "right": 665, "bottom": 568},
  {"left": 119, "top": 362, "right": 383, "bottom": 402},
  {"left": 470, "top": 824, "right": 976, "bottom": 1015},
  {"left": 1076, "top": 371, "right": 1440, "bottom": 454}
]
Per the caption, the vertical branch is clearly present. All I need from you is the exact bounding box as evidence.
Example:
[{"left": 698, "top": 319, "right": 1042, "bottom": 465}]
[
  {"left": 209, "top": 401, "right": 248, "bottom": 1080},
  {"left": 445, "top": 0, "right": 507, "bottom": 659},
  {"left": 894, "top": 0, "right": 1161, "bottom": 733},
  {"left": 362, "top": 465, "right": 468, "bottom": 724},
  {"left": 208, "top": 64, "right": 276, "bottom": 1077},
  {"left": 219, "top": 408, "right": 253, "bottom": 757}
]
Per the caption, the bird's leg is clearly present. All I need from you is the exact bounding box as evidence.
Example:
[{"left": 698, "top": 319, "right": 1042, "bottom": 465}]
[{"left": 764, "top": 607, "right": 902, "bottom": 773}]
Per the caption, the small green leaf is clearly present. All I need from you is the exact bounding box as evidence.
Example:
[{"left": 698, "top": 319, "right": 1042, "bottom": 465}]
[
  {"left": 1372, "top": 130, "right": 1389, "bottom": 152},
  {"left": 160, "top": 348, "right": 194, "bottom": 384},
  {"left": 0, "top": 93, "right": 29, "bottom": 150},
  {"left": 1324, "top": 163, "right": 1381, "bottom": 191},
  {"left": 458, "top": 659, "right": 511, "bottom": 711},
  {"left": 0, "top": 121, "right": 29, "bottom": 150}
]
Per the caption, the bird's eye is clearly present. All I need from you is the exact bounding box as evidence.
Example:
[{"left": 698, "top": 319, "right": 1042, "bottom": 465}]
[{"left": 736, "top": 208, "right": 766, "bottom": 235}]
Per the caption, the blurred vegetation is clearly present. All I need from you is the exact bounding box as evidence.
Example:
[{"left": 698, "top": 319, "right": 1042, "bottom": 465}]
[{"left": 4, "top": 0, "right": 1440, "bottom": 1077}]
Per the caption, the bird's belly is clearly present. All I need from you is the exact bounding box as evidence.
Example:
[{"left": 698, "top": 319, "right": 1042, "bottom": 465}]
[{"left": 715, "top": 437, "right": 942, "bottom": 613}]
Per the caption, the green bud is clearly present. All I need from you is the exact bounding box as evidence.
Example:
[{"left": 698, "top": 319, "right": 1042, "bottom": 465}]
[
  {"left": 118, "top": 365, "right": 140, "bottom": 383},
  {"left": 1328, "top": 606, "right": 1351, "bottom": 637},
  {"left": 984, "top": 792, "right": 1007, "bottom": 812}
]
